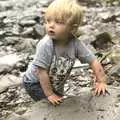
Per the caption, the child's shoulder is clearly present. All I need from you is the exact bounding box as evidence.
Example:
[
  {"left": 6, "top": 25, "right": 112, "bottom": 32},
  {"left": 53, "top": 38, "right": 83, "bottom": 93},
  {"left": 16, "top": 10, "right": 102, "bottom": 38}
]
[
  {"left": 72, "top": 38, "right": 85, "bottom": 46},
  {"left": 38, "top": 35, "right": 52, "bottom": 44},
  {"left": 37, "top": 35, "right": 53, "bottom": 47}
]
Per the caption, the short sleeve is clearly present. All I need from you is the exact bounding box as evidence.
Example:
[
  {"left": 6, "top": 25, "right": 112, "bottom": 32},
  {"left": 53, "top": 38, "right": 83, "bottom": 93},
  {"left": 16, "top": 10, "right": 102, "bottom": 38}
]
[
  {"left": 32, "top": 38, "right": 53, "bottom": 70},
  {"left": 75, "top": 40, "right": 96, "bottom": 64}
]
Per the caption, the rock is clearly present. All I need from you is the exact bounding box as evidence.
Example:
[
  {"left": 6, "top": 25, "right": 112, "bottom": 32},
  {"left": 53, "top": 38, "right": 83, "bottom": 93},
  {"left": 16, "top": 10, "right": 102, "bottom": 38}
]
[
  {"left": 0, "top": 64, "right": 12, "bottom": 74},
  {"left": 110, "top": 45, "right": 120, "bottom": 64},
  {"left": 77, "top": 0, "right": 101, "bottom": 6},
  {"left": 108, "top": 64, "right": 120, "bottom": 78},
  {"left": 3, "top": 37, "right": 20, "bottom": 46},
  {"left": 21, "top": 27, "right": 34, "bottom": 37},
  {"left": 90, "top": 32, "right": 114, "bottom": 49},
  {"left": 3, "top": 17, "right": 16, "bottom": 24},
  {"left": 0, "top": 74, "right": 22, "bottom": 93},
  {"left": 116, "top": 17, "right": 120, "bottom": 22},
  {"left": 73, "top": 60, "right": 89, "bottom": 69},
  {"left": 15, "top": 107, "right": 27, "bottom": 115},
  {"left": 0, "top": 1, "right": 13, "bottom": 11},
  {"left": 99, "top": 11, "right": 116, "bottom": 22},
  {"left": 12, "top": 24, "right": 21, "bottom": 35},
  {"left": 15, "top": 38, "right": 37, "bottom": 54},
  {"left": 19, "top": 20, "right": 36, "bottom": 27},
  {"left": 17, "top": 86, "right": 120, "bottom": 120},
  {"left": 6, "top": 113, "right": 27, "bottom": 120},
  {"left": 33, "top": 24, "right": 46, "bottom": 37},
  {"left": 38, "top": 0, "right": 53, "bottom": 7},
  {"left": 0, "top": 54, "right": 22, "bottom": 66},
  {"left": 112, "top": 81, "right": 120, "bottom": 87},
  {"left": 0, "top": 30, "right": 6, "bottom": 36},
  {"left": 0, "top": 41, "right": 3, "bottom": 46}
]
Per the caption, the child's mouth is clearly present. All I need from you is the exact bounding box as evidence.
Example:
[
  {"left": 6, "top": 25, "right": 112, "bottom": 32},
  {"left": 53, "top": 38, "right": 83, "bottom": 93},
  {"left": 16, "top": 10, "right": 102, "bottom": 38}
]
[{"left": 48, "top": 30, "right": 55, "bottom": 35}]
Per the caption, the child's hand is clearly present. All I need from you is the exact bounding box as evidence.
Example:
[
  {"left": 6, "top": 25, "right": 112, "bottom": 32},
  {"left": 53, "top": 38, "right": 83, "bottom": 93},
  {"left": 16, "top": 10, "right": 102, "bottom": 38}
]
[
  {"left": 94, "top": 82, "right": 107, "bottom": 96},
  {"left": 47, "top": 94, "right": 63, "bottom": 105}
]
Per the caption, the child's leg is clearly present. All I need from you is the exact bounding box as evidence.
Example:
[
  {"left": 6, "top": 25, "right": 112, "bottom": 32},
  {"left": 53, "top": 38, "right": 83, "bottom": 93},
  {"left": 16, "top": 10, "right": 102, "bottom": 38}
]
[{"left": 23, "top": 77, "right": 46, "bottom": 101}]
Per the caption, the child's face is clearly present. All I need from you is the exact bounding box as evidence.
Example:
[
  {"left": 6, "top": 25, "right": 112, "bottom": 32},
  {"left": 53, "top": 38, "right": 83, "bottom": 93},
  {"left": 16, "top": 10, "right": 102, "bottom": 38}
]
[{"left": 45, "top": 17, "right": 72, "bottom": 41}]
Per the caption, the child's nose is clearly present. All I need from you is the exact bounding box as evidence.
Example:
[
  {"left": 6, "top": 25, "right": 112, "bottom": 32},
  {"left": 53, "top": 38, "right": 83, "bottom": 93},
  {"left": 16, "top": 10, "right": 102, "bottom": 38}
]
[{"left": 49, "top": 21, "right": 55, "bottom": 28}]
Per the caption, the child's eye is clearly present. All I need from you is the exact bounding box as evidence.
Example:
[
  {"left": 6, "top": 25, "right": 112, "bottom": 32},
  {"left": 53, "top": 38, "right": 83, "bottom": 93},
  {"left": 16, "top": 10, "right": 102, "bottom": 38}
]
[
  {"left": 55, "top": 19, "right": 65, "bottom": 24},
  {"left": 45, "top": 18, "right": 50, "bottom": 23}
]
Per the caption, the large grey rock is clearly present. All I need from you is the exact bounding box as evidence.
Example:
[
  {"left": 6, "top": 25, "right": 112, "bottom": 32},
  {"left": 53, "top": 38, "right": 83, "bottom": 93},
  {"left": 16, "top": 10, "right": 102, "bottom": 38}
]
[
  {"left": 109, "top": 64, "right": 120, "bottom": 78},
  {"left": 8, "top": 86, "right": 120, "bottom": 120},
  {"left": 15, "top": 38, "right": 37, "bottom": 54},
  {"left": 110, "top": 44, "right": 120, "bottom": 64},
  {"left": 0, "top": 74, "right": 22, "bottom": 93},
  {"left": 0, "top": 64, "right": 12, "bottom": 74},
  {"left": 0, "top": 54, "right": 22, "bottom": 66},
  {"left": 7, "top": 113, "right": 27, "bottom": 120}
]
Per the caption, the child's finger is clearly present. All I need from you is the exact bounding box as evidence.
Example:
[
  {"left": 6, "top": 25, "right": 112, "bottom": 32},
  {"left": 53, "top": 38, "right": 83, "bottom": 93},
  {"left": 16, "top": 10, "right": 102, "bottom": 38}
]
[
  {"left": 95, "top": 88, "right": 102, "bottom": 96},
  {"left": 56, "top": 98, "right": 63, "bottom": 104},
  {"left": 49, "top": 99, "right": 56, "bottom": 105},
  {"left": 94, "top": 88, "right": 98, "bottom": 96},
  {"left": 97, "top": 89, "right": 101, "bottom": 96},
  {"left": 102, "top": 88, "right": 106, "bottom": 96},
  {"left": 105, "top": 90, "right": 110, "bottom": 95},
  {"left": 59, "top": 97, "right": 63, "bottom": 102}
]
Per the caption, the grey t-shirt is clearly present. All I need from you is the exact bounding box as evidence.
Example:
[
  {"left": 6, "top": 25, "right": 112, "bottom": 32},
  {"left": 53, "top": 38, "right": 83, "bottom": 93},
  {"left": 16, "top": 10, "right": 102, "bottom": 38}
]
[{"left": 25, "top": 35, "right": 96, "bottom": 83}]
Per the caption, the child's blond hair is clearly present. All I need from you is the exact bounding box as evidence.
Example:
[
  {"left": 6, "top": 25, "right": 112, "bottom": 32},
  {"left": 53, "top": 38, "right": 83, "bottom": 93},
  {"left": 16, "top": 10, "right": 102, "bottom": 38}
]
[{"left": 45, "top": 0, "right": 83, "bottom": 27}]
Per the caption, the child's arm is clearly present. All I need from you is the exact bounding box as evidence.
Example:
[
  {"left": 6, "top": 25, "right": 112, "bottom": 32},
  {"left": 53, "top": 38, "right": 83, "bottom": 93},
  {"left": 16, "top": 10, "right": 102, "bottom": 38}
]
[
  {"left": 37, "top": 67, "right": 63, "bottom": 104},
  {"left": 90, "top": 59, "right": 107, "bottom": 96}
]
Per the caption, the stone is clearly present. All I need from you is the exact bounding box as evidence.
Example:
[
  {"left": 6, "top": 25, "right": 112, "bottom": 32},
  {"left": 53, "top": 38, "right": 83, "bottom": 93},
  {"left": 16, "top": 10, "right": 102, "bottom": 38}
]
[
  {"left": 0, "top": 64, "right": 12, "bottom": 74},
  {"left": 34, "top": 24, "right": 46, "bottom": 37},
  {"left": 15, "top": 38, "right": 37, "bottom": 54},
  {"left": 110, "top": 45, "right": 120, "bottom": 64},
  {"left": 19, "top": 20, "right": 36, "bottom": 27},
  {"left": 21, "top": 27, "right": 34, "bottom": 37},
  {"left": 4, "top": 37, "right": 20, "bottom": 45},
  {"left": 0, "top": 74, "right": 22, "bottom": 93},
  {"left": 108, "top": 64, "right": 120, "bottom": 78},
  {"left": 90, "top": 32, "right": 113, "bottom": 49},
  {"left": 0, "top": 54, "right": 22, "bottom": 66},
  {"left": 19, "top": 86, "right": 120, "bottom": 120},
  {"left": 7, "top": 113, "right": 27, "bottom": 120}
]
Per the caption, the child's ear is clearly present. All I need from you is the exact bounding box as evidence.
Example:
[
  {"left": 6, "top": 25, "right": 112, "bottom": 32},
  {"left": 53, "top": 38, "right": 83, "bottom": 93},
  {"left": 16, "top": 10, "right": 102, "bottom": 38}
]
[{"left": 71, "top": 24, "right": 78, "bottom": 34}]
